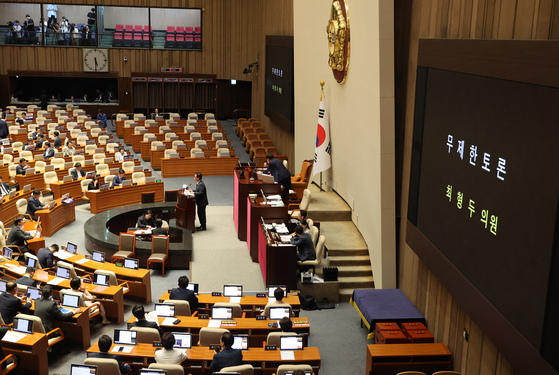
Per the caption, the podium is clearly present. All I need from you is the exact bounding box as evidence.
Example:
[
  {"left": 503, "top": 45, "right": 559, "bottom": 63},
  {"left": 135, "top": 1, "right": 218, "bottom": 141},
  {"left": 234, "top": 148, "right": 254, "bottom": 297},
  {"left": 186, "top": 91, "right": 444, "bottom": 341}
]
[{"left": 176, "top": 189, "right": 196, "bottom": 232}]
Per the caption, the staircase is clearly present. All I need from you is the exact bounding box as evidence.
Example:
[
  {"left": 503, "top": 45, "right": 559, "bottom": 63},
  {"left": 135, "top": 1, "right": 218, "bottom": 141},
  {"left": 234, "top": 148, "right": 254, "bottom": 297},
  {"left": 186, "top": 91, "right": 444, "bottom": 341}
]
[{"left": 307, "top": 184, "right": 374, "bottom": 302}]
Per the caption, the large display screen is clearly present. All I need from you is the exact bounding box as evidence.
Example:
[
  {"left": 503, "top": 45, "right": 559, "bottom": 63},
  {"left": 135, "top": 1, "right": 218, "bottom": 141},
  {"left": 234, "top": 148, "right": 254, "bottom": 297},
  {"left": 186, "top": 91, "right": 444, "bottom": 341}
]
[
  {"left": 409, "top": 68, "right": 559, "bottom": 350},
  {"left": 265, "top": 35, "right": 294, "bottom": 132}
]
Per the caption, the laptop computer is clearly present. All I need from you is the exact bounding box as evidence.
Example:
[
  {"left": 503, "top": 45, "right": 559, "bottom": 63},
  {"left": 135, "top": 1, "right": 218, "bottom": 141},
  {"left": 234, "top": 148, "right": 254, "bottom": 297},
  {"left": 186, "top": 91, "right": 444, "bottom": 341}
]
[
  {"left": 187, "top": 283, "right": 199, "bottom": 295},
  {"left": 283, "top": 372, "right": 312, "bottom": 375},
  {"left": 154, "top": 303, "right": 175, "bottom": 317},
  {"left": 62, "top": 293, "right": 80, "bottom": 308},
  {"left": 232, "top": 334, "right": 249, "bottom": 350},
  {"left": 269, "top": 306, "right": 291, "bottom": 320},
  {"left": 223, "top": 285, "right": 242, "bottom": 297},
  {"left": 0, "top": 279, "right": 7, "bottom": 293},
  {"left": 56, "top": 265, "right": 71, "bottom": 279},
  {"left": 268, "top": 285, "right": 288, "bottom": 298},
  {"left": 23, "top": 184, "right": 31, "bottom": 192},
  {"left": 3, "top": 247, "right": 12, "bottom": 260},
  {"left": 122, "top": 180, "right": 132, "bottom": 187},
  {"left": 211, "top": 306, "right": 232, "bottom": 320},
  {"left": 172, "top": 332, "right": 192, "bottom": 349},
  {"left": 12, "top": 317, "right": 34, "bottom": 335},
  {"left": 63, "top": 175, "right": 73, "bottom": 182},
  {"left": 66, "top": 242, "right": 78, "bottom": 254},
  {"left": 114, "top": 329, "right": 137, "bottom": 346},
  {"left": 139, "top": 370, "right": 167, "bottom": 375},
  {"left": 91, "top": 251, "right": 105, "bottom": 263},
  {"left": 26, "top": 256, "right": 37, "bottom": 269},
  {"left": 93, "top": 273, "right": 110, "bottom": 286},
  {"left": 86, "top": 171, "right": 96, "bottom": 179},
  {"left": 25, "top": 168, "right": 36, "bottom": 175},
  {"left": 27, "top": 286, "right": 41, "bottom": 300},
  {"left": 70, "top": 364, "right": 98, "bottom": 375},
  {"left": 100, "top": 183, "right": 110, "bottom": 191},
  {"left": 123, "top": 258, "right": 139, "bottom": 270},
  {"left": 279, "top": 335, "right": 304, "bottom": 350}
]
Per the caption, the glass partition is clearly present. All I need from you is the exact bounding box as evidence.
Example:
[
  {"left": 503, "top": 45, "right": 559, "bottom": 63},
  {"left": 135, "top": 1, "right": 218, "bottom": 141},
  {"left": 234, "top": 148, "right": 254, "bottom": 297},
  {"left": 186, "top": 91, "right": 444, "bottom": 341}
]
[
  {"left": 1, "top": 3, "right": 42, "bottom": 45},
  {"left": 41, "top": 4, "right": 95, "bottom": 46}
]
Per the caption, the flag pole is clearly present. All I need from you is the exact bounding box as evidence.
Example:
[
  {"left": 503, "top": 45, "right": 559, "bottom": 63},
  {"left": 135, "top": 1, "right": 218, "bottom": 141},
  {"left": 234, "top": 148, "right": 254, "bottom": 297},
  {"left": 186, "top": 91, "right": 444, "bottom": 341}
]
[{"left": 319, "top": 81, "right": 325, "bottom": 192}]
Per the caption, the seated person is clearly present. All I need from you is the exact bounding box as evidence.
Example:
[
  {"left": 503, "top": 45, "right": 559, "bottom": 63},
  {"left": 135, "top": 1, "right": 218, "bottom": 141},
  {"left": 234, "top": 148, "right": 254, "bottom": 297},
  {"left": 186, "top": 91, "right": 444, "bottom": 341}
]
[
  {"left": 88, "top": 175, "right": 99, "bottom": 190},
  {"left": 62, "top": 277, "right": 110, "bottom": 325},
  {"left": 15, "top": 112, "right": 26, "bottom": 125},
  {"left": 112, "top": 169, "right": 126, "bottom": 186},
  {"left": 0, "top": 281, "right": 32, "bottom": 324},
  {"left": 130, "top": 305, "right": 163, "bottom": 337},
  {"left": 295, "top": 209, "right": 308, "bottom": 224},
  {"left": 262, "top": 287, "right": 292, "bottom": 316},
  {"left": 7, "top": 218, "right": 36, "bottom": 255},
  {"left": 0, "top": 176, "right": 12, "bottom": 197},
  {"left": 290, "top": 225, "right": 316, "bottom": 262},
  {"left": 27, "top": 189, "right": 44, "bottom": 220},
  {"left": 209, "top": 332, "right": 243, "bottom": 373},
  {"left": 115, "top": 147, "right": 127, "bottom": 162},
  {"left": 88, "top": 334, "right": 131, "bottom": 374},
  {"left": 71, "top": 162, "right": 86, "bottom": 179},
  {"left": 151, "top": 219, "right": 168, "bottom": 235},
  {"left": 279, "top": 317, "right": 293, "bottom": 332},
  {"left": 23, "top": 138, "right": 34, "bottom": 148},
  {"left": 37, "top": 244, "right": 58, "bottom": 269},
  {"left": 155, "top": 332, "right": 188, "bottom": 365},
  {"left": 32, "top": 126, "right": 43, "bottom": 140},
  {"left": 35, "top": 133, "right": 45, "bottom": 149},
  {"left": 42, "top": 142, "right": 54, "bottom": 159},
  {"left": 16, "top": 158, "right": 29, "bottom": 175},
  {"left": 63, "top": 140, "right": 75, "bottom": 157},
  {"left": 16, "top": 267, "right": 37, "bottom": 287},
  {"left": 0, "top": 326, "right": 20, "bottom": 371},
  {"left": 137, "top": 210, "right": 155, "bottom": 228},
  {"left": 169, "top": 275, "right": 198, "bottom": 312},
  {"left": 300, "top": 219, "right": 311, "bottom": 235},
  {"left": 53, "top": 131, "right": 62, "bottom": 148},
  {"left": 34, "top": 285, "right": 77, "bottom": 338}
]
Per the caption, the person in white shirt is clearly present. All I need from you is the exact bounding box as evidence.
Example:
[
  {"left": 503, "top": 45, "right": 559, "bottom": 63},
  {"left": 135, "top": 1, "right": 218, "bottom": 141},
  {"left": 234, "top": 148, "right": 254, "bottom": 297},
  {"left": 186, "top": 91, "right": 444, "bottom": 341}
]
[
  {"left": 155, "top": 332, "right": 188, "bottom": 365},
  {"left": 46, "top": 4, "right": 58, "bottom": 27},
  {"left": 62, "top": 277, "right": 111, "bottom": 325},
  {"left": 115, "top": 147, "right": 127, "bottom": 162},
  {"left": 13, "top": 21, "right": 22, "bottom": 44}
]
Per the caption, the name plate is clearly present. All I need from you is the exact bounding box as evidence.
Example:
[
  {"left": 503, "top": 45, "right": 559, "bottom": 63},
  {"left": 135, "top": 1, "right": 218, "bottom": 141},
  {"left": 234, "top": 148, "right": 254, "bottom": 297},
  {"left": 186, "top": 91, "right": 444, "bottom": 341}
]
[
  {"left": 256, "top": 293, "right": 267, "bottom": 298},
  {"left": 256, "top": 315, "right": 267, "bottom": 320},
  {"left": 265, "top": 345, "right": 277, "bottom": 350},
  {"left": 212, "top": 292, "right": 222, "bottom": 297},
  {"left": 198, "top": 314, "right": 209, "bottom": 320}
]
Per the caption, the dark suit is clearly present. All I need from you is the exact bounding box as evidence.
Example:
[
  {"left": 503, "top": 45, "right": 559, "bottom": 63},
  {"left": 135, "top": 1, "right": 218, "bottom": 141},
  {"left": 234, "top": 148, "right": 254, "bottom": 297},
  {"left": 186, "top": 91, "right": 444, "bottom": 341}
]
[
  {"left": 35, "top": 138, "right": 44, "bottom": 149},
  {"left": 53, "top": 137, "right": 62, "bottom": 148},
  {"left": 0, "top": 293, "right": 32, "bottom": 324},
  {"left": 265, "top": 159, "right": 292, "bottom": 190},
  {"left": 0, "top": 182, "right": 11, "bottom": 197},
  {"left": 27, "top": 196, "right": 44, "bottom": 220},
  {"left": 0, "top": 120, "right": 8, "bottom": 139},
  {"left": 34, "top": 297, "right": 74, "bottom": 336},
  {"left": 137, "top": 215, "right": 155, "bottom": 228},
  {"left": 6, "top": 225, "right": 33, "bottom": 254},
  {"left": 43, "top": 148, "right": 54, "bottom": 159},
  {"left": 39, "top": 93, "right": 48, "bottom": 110},
  {"left": 16, "top": 275, "right": 37, "bottom": 287},
  {"left": 37, "top": 247, "right": 54, "bottom": 268},
  {"left": 291, "top": 232, "right": 316, "bottom": 261},
  {"left": 32, "top": 131, "right": 42, "bottom": 140},
  {"left": 151, "top": 227, "right": 167, "bottom": 236},
  {"left": 89, "top": 352, "right": 131, "bottom": 374},
  {"left": 71, "top": 168, "right": 86, "bottom": 179},
  {"left": 169, "top": 287, "right": 198, "bottom": 312},
  {"left": 209, "top": 347, "right": 243, "bottom": 373},
  {"left": 130, "top": 319, "right": 163, "bottom": 337},
  {"left": 113, "top": 175, "right": 126, "bottom": 186},
  {"left": 193, "top": 180, "right": 208, "bottom": 229},
  {"left": 16, "top": 164, "right": 27, "bottom": 175}
]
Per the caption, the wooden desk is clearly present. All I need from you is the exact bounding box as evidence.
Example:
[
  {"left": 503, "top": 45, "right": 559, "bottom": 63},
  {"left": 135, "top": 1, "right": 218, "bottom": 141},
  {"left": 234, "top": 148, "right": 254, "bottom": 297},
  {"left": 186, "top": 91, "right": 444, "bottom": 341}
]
[
  {"left": 34, "top": 197, "right": 75, "bottom": 237},
  {"left": 140, "top": 132, "right": 229, "bottom": 160},
  {"left": 22, "top": 221, "right": 46, "bottom": 253},
  {"left": 247, "top": 197, "right": 288, "bottom": 262},
  {"left": 87, "top": 343, "right": 321, "bottom": 374},
  {"left": 0, "top": 190, "right": 33, "bottom": 227},
  {"left": 2, "top": 332, "right": 48, "bottom": 375},
  {"left": 160, "top": 156, "right": 239, "bottom": 177},
  {"left": 258, "top": 220, "right": 298, "bottom": 291},
  {"left": 133, "top": 134, "right": 229, "bottom": 153},
  {"left": 86, "top": 181, "right": 164, "bottom": 214},
  {"left": 159, "top": 293, "right": 301, "bottom": 318},
  {"left": 150, "top": 147, "right": 235, "bottom": 169},
  {"left": 365, "top": 343, "right": 452, "bottom": 375}
]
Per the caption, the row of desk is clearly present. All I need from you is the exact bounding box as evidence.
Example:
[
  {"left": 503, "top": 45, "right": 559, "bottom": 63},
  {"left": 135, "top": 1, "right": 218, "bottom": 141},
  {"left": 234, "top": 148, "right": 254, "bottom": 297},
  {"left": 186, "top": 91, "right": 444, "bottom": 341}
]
[{"left": 115, "top": 118, "right": 219, "bottom": 139}]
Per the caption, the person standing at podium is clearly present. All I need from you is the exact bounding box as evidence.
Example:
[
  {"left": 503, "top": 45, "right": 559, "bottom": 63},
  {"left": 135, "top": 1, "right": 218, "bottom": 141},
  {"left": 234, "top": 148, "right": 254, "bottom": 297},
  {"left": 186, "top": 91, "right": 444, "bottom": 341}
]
[
  {"left": 189, "top": 172, "right": 208, "bottom": 231},
  {"left": 265, "top": 154, "right": 291, "bottom": 198}
]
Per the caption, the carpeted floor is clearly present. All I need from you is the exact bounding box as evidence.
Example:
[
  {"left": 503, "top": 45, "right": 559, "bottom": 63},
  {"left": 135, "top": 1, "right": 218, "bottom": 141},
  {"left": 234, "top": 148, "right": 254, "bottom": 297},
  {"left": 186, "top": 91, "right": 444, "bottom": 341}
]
[{"left": 40, "top": 119, "right": 373, "bottom": 375}]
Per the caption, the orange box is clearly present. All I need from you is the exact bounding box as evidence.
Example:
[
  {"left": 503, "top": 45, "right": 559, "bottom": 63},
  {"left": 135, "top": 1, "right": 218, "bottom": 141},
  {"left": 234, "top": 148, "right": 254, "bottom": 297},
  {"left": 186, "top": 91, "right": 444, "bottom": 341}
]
[
  {"left": 401, "top": 322, "right": 427, "bottom": 332},
  {"left": 375, "top": 322, "right": 399, "bottom": 337},
  {"left": 405, "top": 330, "right": 435, "bottom": 343},
  {"left": 376, "top": 330, "right": 410, "bottom": 344}
]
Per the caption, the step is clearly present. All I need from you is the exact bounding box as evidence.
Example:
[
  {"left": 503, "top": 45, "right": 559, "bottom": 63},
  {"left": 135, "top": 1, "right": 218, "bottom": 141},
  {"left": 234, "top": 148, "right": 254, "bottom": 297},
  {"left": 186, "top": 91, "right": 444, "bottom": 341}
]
[
  {"left": 329, "top": 255, "right": 371, "bottom": 267},
  {"left": 307, "top": 184, "right": 352, "bottom": 222},
  {"left": 319, "top": 222, "right": 368, "bottom": 251},
  {"left": 328, "top": 248, "right": 369, "bottom": 257},
  {"left": 338, "top": 276, "right": 375, "bottom": 289},
  {"left": 337, "top": 265, "right": 373, "bottom": 277}
]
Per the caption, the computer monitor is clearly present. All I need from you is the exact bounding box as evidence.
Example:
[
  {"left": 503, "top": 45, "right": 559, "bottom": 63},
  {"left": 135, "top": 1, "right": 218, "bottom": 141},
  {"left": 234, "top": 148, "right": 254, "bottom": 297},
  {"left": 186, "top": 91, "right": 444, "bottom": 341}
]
[
  {"left": 86, "top": 171, "right": 95, "bottom": 179},
  {"left": 211, "top": 306, "right": 233, "bottom": 320},
  {"left": 91, "top": 251, "right": 105, "bottom": 263},
  {"left": 70, "top": 364, "right": 98, "bottom": 375},
  {"left": 27, "top": 286, "right": 41, "bottom": 300},
  {"left": 25, "top": 168, "right": 35, "bottom": 175},
  {"left": 3, "top": 247, "right": 12, "bottom": 259},
  {"left": 269, "top": 307, "right": 291, "bottom": 320},
  {"left": 62, "top": 293, "right": 80, "bottom": 308},
  {"left": 232, "top": 334, "right": 249, "bottom": 350},
  {"left": 172, "top": 332, "right": 192, "bottom": 349},
  {"left": 114, "top": 329, "right": 137, "bottom": 345},
  {"left": 268, "top": 285, "right": 288, "bottom": 298},
  {"left": 0, "top": 280, "right": 6, "bottom": 293},
  {"left": 279, "top": 335, "right": 304, "bottom": 350},
  {"left": 122, "top": 180, "right": 132, "bottom": 187},
  {"left": 283, "top": 372, "right": 312, "bottom": 375},
  {"left": 154, "top": 303, "right": 175, "bottom": 317},
  {"left": 93, "top": 273, "right": 109, "bottom": 286},
  {"left": 12, "top": 317, "right": 34, "bottom": 334},
  {"left": 123, "top": 258, "right": 139, "bottom": 270},
  {"left": 187, "top": 283, "right": 199, "bottom": 295},
  {"left": 139, "top": 370, "right": 167, "bottom": 375},
  {"left": 223, "top": 285, "right": 242, "bottom": 297},
  {"left": 56, "top": 265, "right": 71, "bottom": 279},
  {"left": 66, "top": 242, "right": 78, "bottom": 254},
  {"left": 100, "top": 183, "right": 110, "bottom": 191},
  {"left": 26, "top": 256, "right": 37, "bottom": 269}
]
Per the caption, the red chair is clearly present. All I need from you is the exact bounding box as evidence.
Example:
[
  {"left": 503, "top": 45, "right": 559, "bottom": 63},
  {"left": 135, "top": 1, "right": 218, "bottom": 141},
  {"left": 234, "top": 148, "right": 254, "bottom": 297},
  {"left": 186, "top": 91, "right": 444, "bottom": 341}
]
[
  {"left": 185, "top": 27, "right": 194, "bottom": 49},
  {"left": 124, "top": 34, "right": 133, "bottom": 47},
  {"left": 175, "top": 26, "right": 185, "bottom": 48},
  {"left": 165, "top": 26, "right": 175, "bottom": 48},
  {"left": 143, "top": 25, "right": 152, "bottom": 47},
  {"left": 125, "top": 24, "right": 133, "bottom": 35},
  {"left": 113, "top": 33, "right": 123, "bottom": 47},
  {"left": 133, "top": 25, "right": 143, "bottom": 47},
  {"left": 194, "top": 26, "right": 201, "bottom": 49}
]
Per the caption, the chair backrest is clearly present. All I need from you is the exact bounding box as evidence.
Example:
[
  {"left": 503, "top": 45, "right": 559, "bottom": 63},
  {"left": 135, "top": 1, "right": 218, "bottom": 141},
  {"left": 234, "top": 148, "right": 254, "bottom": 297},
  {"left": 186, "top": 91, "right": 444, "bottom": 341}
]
[
  {"left": 217, "top": 149, "right": 230, "bottom": 157},
  {"left": 195, "top": 140, "right": 207, "bottom": 149},
  {"left": 36, "top": 161, "right": 47, "bottom": 173},
  {"left": 163, "top": 300, "right": 191, "bottom": 316},
  {"left": 81, "top": 179, "right": 92, "bottom": 193},
  {"left": 84, "top": 144, "right": 96, "bottom": 154},
  {"left": 77, "top": 136, "right": 88, "bottom": 146},
  {"left": 300, "top": 189, "right": 312, "bottom": 211},
  {"left": 159, "top": 126, "right": 170, "bottom": 133},
  {"left": 132, "top": 172, "right": 146, "bottom": 184},
  {"left": 152, "top": 235, "right": 169, "bottom": 255},
  {"left": 12, "top": 142, "right": 23, "bottom": 152},
  {"left": 58, "top": 261, "right": 78, "bottom": 279},
  {"left": 395, "top": 372, "right": 427, "bottom": 375},
  {"left": 221, "top": 364, "right": 254, "bottom": 375},
  {"left": 122, "top": 161, "right": 135, "bottom": 172},
  {"left": 84, "top": 358, "right": 121, "bottom": 375},
  {"left": 98, "top": 135, "right": 109, "bottom": 145},
  {"left": 91, "top": 128, "right": 101, "bottom": 137},
  {"left": 184, "top": 125, "right": 195, "bottom": 133},
  {"left": 188, "top": 112, "right": 197, "bottom": 120},
  {"left": 198, "top": 327, "right": 230, "bottom": 346},
  {"left": 72, "top": 155, "right": 85, "bottom": 164},
  {"left": 70, "top": 129, "right": 80, "bottom": 138},
  {"left": 266, "top": 332, "right": 298, "bottom": 346},
  {"left": 148, "top": 363, "right": 185, "bottom": 375},
  {"left": 204, "top": 113, "right": 215, "bottom": 120},
  {"left": 431, "top": 372, "right": 463, "bottom": 375},
  {"left": 51, "top": 158, "right": 65, "bottom": 169},
  {"left": 106, "top": 143, "right": 119, "bottom": 152},
  {"left": 96, "top": 164, "right": 110, "bottom": 174},
  {"left": 93, "top": 153, "right": 105, "bottom": 163},
  {"left": 172, "top": 140, "right": 184, "bottom": 148},
  {"left": 44, "top": 171, "right": 58, "bottom": 185},
  {"left": 144, "top": 133, "right": 155, "bottom": 141},
  {"left": 151, "top": 141, "right": 163, "bottom": 150},
  {"left": 134, "top": 126, "right": 146, "bottom": 134},
  {"left": 2, "top": 154, "right": 13, "bottom": 163},
  {"left": 190, "top": 148, "right": 203, "bottom": 158},
  {"left": 283, "top": 160, "right": 288, "bottom": 169},
  {"left": 15, "top": 313, "right": 45, "bottom": 334},
  {"left": 60, "top": 289, "right": 86, "bottom": 308},
  {"left": 24, "top": 253, "right": 42, "bottom": 270},
  {"left": 164, "top": 149, "right": 177, "bottom": 158},
  {"left": 216, "top": 140, "right": 228, "bottom": 148},
  {"left": 8, "top": 165, "right": 18, "bottom": 178},
  {"left": 105, "top": 175, "right": 115, "bottom": 186},
  {"left": 277, "top": 365, "right": 314, "bottom": 375},
  {"left": 314, "top": 235, "right": 326, "bottom": 262},
  {"left": 131, "top": 326, "right": 161, "bottom": 343},
  {"left": 165, "top": 132, "right": 177, "bottom": 141},
  {"left": 16, "top": 199, "right": 27, "bottom": 214},
  {"left": 0, "top": 221, "right": 7, "bottom": 237},
  {"left": 19, "top": 151, "right": 33, "bottom": 160},
  {"left": 264, "top": 303, "right": 293, "bottom": 318},
  {"left": 310, "top": 226, "right": 319, "bottom": 247},
  {"left": 190, "top": 132, "right": 201, "bottom": 141},
  {"left": 120, "top": 233, "right": 136, "bottom": 252},
  {"left": 214, "top": 303, "right": 242, "bottom": 318},
  {"left": 94, "top": 269, "right": 118, "bottom": 286}
]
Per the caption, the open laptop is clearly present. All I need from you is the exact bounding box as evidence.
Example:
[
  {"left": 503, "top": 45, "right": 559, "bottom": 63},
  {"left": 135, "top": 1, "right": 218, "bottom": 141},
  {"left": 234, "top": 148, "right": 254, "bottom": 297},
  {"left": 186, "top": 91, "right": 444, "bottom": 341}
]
[
  {"left": 154, "top": 303, "right": 175, "bottom": 317},
  {"left": 25, "top": 168, "right": 36, "bottom": 175},
  {"left": 70, "top": 364, "right": 97, "bottom": 375},
  {"left": 211, "top": 306, "right": 232, "bottom": 320},
  {"left": 268, "top": 285, "right": 288, "bottom": 298},
  {"left": 269, "top": 306, "right": 291, "bottom": 320},
  {"left": 3, "top": 247, "right": 12, "bottom": 260},
  {"left": 187, "top": 283, "right": 199, "bottom": 295},
  {"left": 232, "top": 334, "right": 249, "bottom": 350},
  {"left": 62, "top": 293, "right": 80, "bottom": 308},
  {"left": 100, "top": 183, "right": 110, "bottom": 191},
  {"left": 139, "top": 370, "right": 167, "bottom": 375},
  {"left": 0, "top": 279, "right": 7, "bottom": 293},
  {"left": 86, "top": 171, "right": 95, "bottom": 179},
  {"left": 223, "top": 285, "right": 242, "bottom": 297},
  {"left": 63, "top": 175, "right": 73, "bottom": 182},
  {"left": 114, "top": 329, "right": 137, "bottom": 346},
  {"left": 280, "top": 335, "right": 304, "bottom": 350},
  {"left": 123, "top": 258, "right": 139, "bottom": 270},
  {"left": 93, "top": 273, "right": 110, "bottom": 286},
  {"left": 283, "top": 372, "right": 312, "bottom": 375},
  {"left": 12, "top": 317, "right": 34, "bottom": 335},
  {"left": 27, "top": 286, "right": 41, "bottom": 300},
  {"left": 56, "top": 265, "right": 71, "bottom": 279},
  {"left": 66, "top": 242, "right": 78, "bottom": 254},
  {"left": 26, "top": 256, "right": 37, "bottom": 269},
  {"left": 91, "top": 251, "right": 105, "bottom": 263},
  {"left": 122, "top": 180, "right": 132, "bottom": 187},
  {"left": 172, "top": 332, "right": 192, "bottom": 349}
]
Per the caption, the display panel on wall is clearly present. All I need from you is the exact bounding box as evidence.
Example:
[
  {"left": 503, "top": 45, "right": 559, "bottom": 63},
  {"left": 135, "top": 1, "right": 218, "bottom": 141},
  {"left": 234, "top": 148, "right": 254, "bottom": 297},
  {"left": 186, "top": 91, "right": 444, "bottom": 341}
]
[
  {"left": 264, "top": 35, "right": 294, "bottom": 132},
  {"left": 407, "top": 39, "right": 559, "bottom": 375},
  {"left": 0, "top": 3, "right": 201, "bottom": 50}
]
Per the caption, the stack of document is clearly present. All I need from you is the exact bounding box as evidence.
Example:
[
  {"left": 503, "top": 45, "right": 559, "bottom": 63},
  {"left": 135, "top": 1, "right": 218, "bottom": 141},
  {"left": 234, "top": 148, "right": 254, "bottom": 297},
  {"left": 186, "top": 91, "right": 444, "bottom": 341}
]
[{"left": 53, "top": 251, "right": 72, "bottom": 260}]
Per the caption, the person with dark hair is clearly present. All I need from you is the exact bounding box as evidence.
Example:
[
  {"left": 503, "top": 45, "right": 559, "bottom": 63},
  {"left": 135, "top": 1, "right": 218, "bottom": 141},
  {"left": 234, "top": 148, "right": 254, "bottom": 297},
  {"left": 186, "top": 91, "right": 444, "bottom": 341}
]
[
  {"left": 7, "top": 218, "right": 36, "bottom": 254},
  {"left": 39, "top": 90, "right": 48, "bottom": 110},
  {"left": 43, "top": 142, "right": 54, "bottom": 159},
  {"left": 151, "top": 219, "right": 168, "bottom": 235},
  {"left": 16, "top": 267, "right": 37, "bottom": 287},
  {"left": 62, "top": 277, "right": 111, "bottom": 324},
  {"left": 37, "top": 244, "right": 58, "bottom": 269},
  {"left": 87, "top": 8, "right": 96, "bottom": 32},
  {"left": 188, "top": 172, "right": 208, "bottom": 231},
  {"left": 151, "top": 108, "right": 160, "bottom": 120},
  {"left": 113, "top": 169, "right": 126, "bottom": 186},
  {"left": 169, "top": 275, "right": 198, "bottom": 312},
  {"left": 297, "top": 209, "right": 308, "bottom": 223},
  {"left": 137, "top": 210, "right": 155, "bottom": 229},
  {"left": 130, "top": 305, "right": 163, "bottom": 336},
  {"left": 89, "top": 334, "right": 131, "bottom": 374},
  {"left": 88, "top": 174, "right": 99, "bottom": 190},
  {"left": 300, "top": 219, "right": 311, "bottom": 235},
  {"left": 0, "top": 281, "right": 32, "bottom": 324},
  {"left": 13, "top": 20, "right": 22, "bottom": 44},
  {"left": 0, "top": 176, "right": 11, "bottom": 197},
  {"left": 279, "top": 317, "right": 293, "bottom": 332},
  {"left": 209, "top": 331, "right": 243, "bottom": 373},
  {"left": 24, "top": 14, "right": 35, "bottom": 42},
  {"left": 1, "top": 108, "right": 11, "bottom": 120},
  {"left": 155, "top": 332, "right": 188, "bottom": 364},
  {"left": 290, "top": 225, "right": 316, "bottom": 262},
  {"left": 16, "top": 158, "right": 29, "bottom": 175},
  {"left": 32, "top": 126, "right": 43, "bottom": 140},
  {"left": 115, "top": 147, "right": 127, "bottom": 162},
  {"left": 34, "top": 285, "right": 76, "bottom": 338},
  {"left": 97, "top": 109, "right": 107, "bottom": 129},
  {"left": 35, "top": 133, "right": 45, "bottom": 149},
  {"left": 262, "top": 287, "right": 292, "bottom": 316},
  {"left": 71, "top": 162, "right": 86, "bottom": 179},
  {"left": 265, "top": 154, "right": 291, "bottom": 195},
  {"left": 53, "top": 131, "right": 62, "bottom": 148},
  {"left": 63, "top": 140, "right": 75, "bottom": 157},
  {"left": 27, "top": 189, "right": 44, "bottom": 220}
]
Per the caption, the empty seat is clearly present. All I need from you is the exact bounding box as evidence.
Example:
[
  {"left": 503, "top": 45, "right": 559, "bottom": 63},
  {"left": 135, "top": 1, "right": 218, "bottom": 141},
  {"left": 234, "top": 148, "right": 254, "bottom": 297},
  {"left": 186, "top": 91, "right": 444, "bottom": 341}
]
[
  {"left": 165, "top": 26, "right": 175, "bottom": 48},
  {"left": 175, "top": 26, "right": 185, "bottom": 48},
  {"left": 191, "top": 148, "right": 204, "bottom": 157},
  {"left": 185, "top": 26, "right": 194, "bottom": 49},
  {"left": 132, "top": 172, "right": 146, "bottom": 184},
  {"left": 194, "top": 26, "right": 201, "bottom": 49}
]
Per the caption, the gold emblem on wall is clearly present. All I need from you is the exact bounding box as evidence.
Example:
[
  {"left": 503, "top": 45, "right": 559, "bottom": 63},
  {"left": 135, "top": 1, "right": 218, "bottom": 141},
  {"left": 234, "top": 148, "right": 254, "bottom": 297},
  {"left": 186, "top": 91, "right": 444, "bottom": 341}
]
[{"left": 327, "top": 0, "right": 350, "bottom": 84}]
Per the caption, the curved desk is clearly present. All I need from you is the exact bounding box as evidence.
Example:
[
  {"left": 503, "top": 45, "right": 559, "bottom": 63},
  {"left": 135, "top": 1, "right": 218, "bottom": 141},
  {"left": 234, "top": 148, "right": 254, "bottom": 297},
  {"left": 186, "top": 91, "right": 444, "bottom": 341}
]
[{"left": 84, "top": 202, "right": 192, "bottom": 270}]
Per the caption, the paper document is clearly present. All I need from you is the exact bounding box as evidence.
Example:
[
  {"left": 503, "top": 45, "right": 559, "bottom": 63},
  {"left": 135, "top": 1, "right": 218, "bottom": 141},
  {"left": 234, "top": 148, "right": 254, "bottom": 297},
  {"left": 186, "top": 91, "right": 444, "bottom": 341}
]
[
  {"left": 145, "top": 311, "right": 159, "bottom": 324},
  {"left": 280, "top": 236, "right": 292, "bottom": 243},
  {"left": 47, "top": 277, "right": 66, "bottom": 285},
  {"left": 266, "top": 195, "right": 282, "bottom": 200},
  {"left": 161, "top": 317, "right": 176, "bottom": 326},
  {"left": 111, "top": 346, "right": 133, "bottom": 353},
  {"left": 35, "top": 270, "right": 49, "bottom": 281},
  {"left": 280, "top": 351, "right": 295, "bottom": 360},
  {"left": 75, "top": 258, "right": 90, "bottom": 264},
  {"left": 12, "top": 266, "right": 27, "bottom": 275},
  {"left": 134, "top": 230, "right": 151, "bottom": 234},
  {"left": 2, "top": 331, "right": 26, "bottom": 343},
  {"left": 207, "top": 320, "right": 222, "bottom": 328},
  {"left": 229, "top": 297, "right": 241, "bottom": 303},
  {"left": 91, "top": 286, "right": 108, "bottom": 293},
  {"left": 54, "top": 251, "right": 72, "bottom": 260},
  {"left": 275, "top": 227, "right": 289, "bottom": 234}
]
